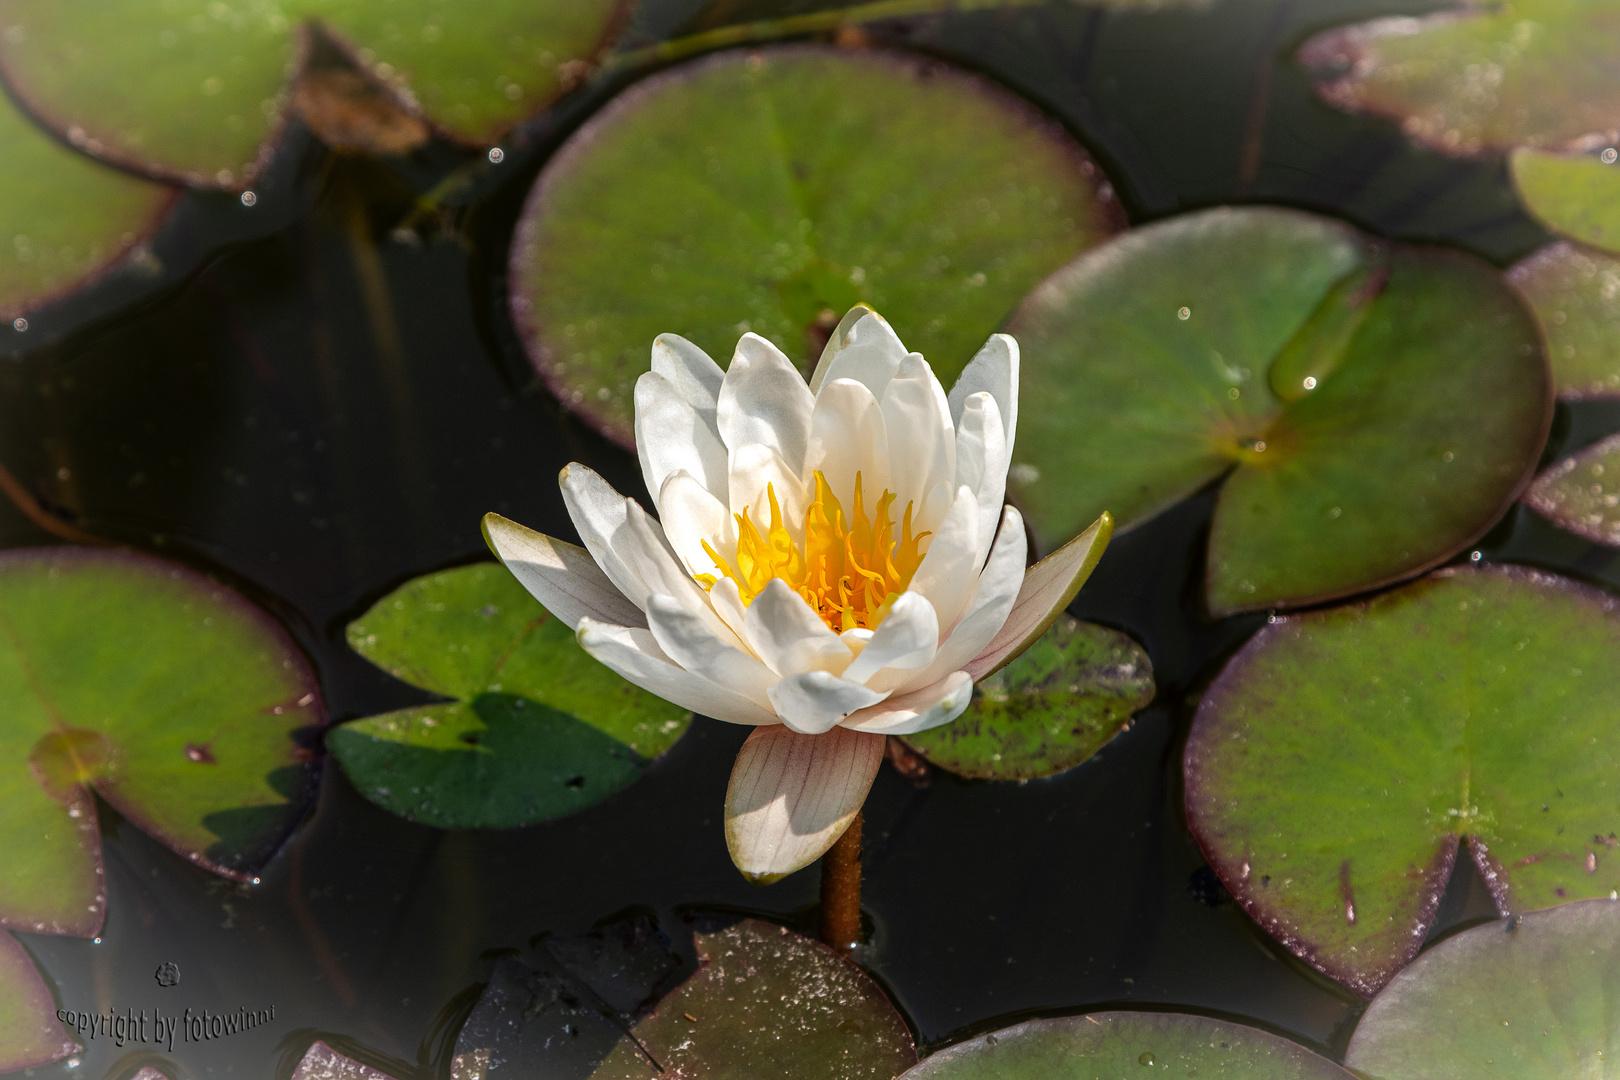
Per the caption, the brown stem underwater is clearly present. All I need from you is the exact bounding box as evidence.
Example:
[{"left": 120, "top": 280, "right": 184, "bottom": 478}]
[{"left": 820, "top": 810, "right": 863, "bottom": 957}]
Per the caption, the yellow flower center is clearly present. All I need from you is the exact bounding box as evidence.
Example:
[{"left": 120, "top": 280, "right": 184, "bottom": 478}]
[{"left": 696, "top": 472, "right": 930, "bottom": 632}]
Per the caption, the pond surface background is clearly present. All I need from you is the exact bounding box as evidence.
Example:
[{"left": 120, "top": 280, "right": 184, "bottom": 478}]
[{"left": 8, "top": 0, "right": 1614, "bottom": 1075}]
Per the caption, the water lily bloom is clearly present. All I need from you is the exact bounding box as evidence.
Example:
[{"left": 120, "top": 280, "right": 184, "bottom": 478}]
[{"left": 484, "top": 307, "right": 1110, "bottom": 880}]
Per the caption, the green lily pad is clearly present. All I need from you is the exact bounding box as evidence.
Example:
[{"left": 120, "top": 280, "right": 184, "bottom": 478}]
[
  {"left": 0, "top": 931, "right": 75, "bottom": 1071},
  {"left": 330, "top": 562, "right": 690, "bottom": 829},
  {"left": 1525, "top": 433, "right": 1620, "bottom": 546},
  {"left": 1345, "top": 899, "right": 1620, "bottom": 1079},
  {"left": 901, "top": 615, "right": 1153, "bottom": 781},
  {"left": 1185, "top": 563, "right": 1620, "bottom": 996},
  {"left": 1512, "top": 148, "right": 1620, "bottom": 256},
  {"left": 1507, "top": 241, "right": 1620, "bottom": 398},
  {"left": 1004, "top": 206, "right": 1549, "bottom": 616},
  {"left": 0, "top": 82, "right": 175, "bottom": 320},
  {"left": 0, "top": 547, "right": 321, "bottom": 939},
  {"left": 1297, "top": 2, "right": 1620, "bottom": 156},
  {"left": 589, "top": 918, "right": 916, "bottom": 1080},
  {"left": 899, "top": 1013, "right": 1353, "bottom": 1079},
  {"left": 510, "top": 43, "right": 1121, "bottom": 445},
  {"left": 0, "top": 0, "right": 625, "bottom": 186}
]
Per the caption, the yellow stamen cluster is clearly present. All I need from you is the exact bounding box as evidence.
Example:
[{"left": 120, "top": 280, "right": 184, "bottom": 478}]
[{"left": 696, "top": 472, "right": 930, "bottom": 632}]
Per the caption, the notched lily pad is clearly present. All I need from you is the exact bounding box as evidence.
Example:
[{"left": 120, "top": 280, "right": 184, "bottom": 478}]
[
  {"left": 1186, "top": 564, "right": 1620, "bottom": 995},
  {"left": 902, "top": 615, "right": 1153, "bottom": 780},
  {"left": 1298, "top": 4, "right": 1620, "bottom": 156},
  {"left": 0, "top": 931, "right": 76, "bottom": 1071},
  {"left": 1508, "top": 241, "right": 1620, "bottom": 398},
  {"left": 1512, "top": 148, "right": 1620, "bottom": 256},
  {"left": 1006, "top": 206, "right": 1549, "bottom": 615},
  {"left": 589, "top": 918, "right": 915, "bottom": 1079},
  {"left": 1345, "top": 899, "right": 1620, "bottom": 1079},
  {"left": 330, "top": 563, "right": 690, "bottom": 829},
  {"left": 510, "top": 44, "right": 1121, "bottom": 446},
  {"left": 0, "top": 0, "right": 626, "bottom": 186},
  {"left": 0, "top": 82, "right": 175, "bottom": 320},
  {"left": 0, "top": 547, "right": 322, "bottom": 939},
  {"left": 1525, "top": 432, "right": 1620, "bottom": 546},
  {"left": 900, "top": 1012, "right": 1353, "bottom": 1078}
]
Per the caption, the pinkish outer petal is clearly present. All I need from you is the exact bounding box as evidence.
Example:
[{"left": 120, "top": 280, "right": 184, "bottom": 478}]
[
  {"left": 966, "top": 512, "right": 1113, "bottom": 679},
  {"left": 724, "top": 725, "right": 884, "bottom": 882}
]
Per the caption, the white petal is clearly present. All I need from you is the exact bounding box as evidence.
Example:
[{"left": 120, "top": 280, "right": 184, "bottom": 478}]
[
  {"left": 644, "top": 594, "right": 777, "bottom": 708},
  {"left": 657, "top": 471, "right": 734, "bottom": 579},
  {"left": 724, "top": 725, "right": 883, "bottom": 881},
  {"left": 967, "top": 512, "right": 1113, "bottom": 679},
  {"left": 949, "top": 333, "right": 1019, "bottom": 459},
  {"left": 901, "top": 505, "right": 1026, "bottom": 692},
  {"left": 708, "top": 575, "right": 752, "bottom": 644},
  {"left": 716, "top": 333, "right": 814, "bottom": 471},
  {"left": 906, "top": 485, "right": 981, "bottom": 634},
  {"left": 880, "top": 354, "right": 955, "bottom": 514},
  {"left": 577, "top": 619, "right": 780, "bottom": 726},
  {"left": 954, "top": 392, "right": 1009, "bottom": 559},
  {"left": 651, "top": 333, "right": 724, "bottom": 416},
  {"left": 482, "top": 513, "right": 647, "bottom": 630},
  {"left": 767, "top": 671, "right": 887, "bottom": 734},
  {"left": 635, "top": 371, "right": 729, "bottom": 509},
  {"left": 842, "top": 670, "right": 973, "bottom": 735},
  {"left": 843, "top": 591, "right": 938, "bottom": 687},
  {"left": 808, "top": 304, "right": 875, "bottom": 394},
  {"left": 744, "top": 578, "right": 852, "bottom": 677},
  {"left": 803, "top": 377, "right": 890, "bottom": 508},
  {"left": 811, "top": 311, "right": 909, "bottom": 401},
  {"left": 728, "top": 442, "right": 809, "bottom": 544}
]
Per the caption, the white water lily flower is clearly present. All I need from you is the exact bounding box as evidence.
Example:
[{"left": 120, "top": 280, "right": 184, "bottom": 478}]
[{"left": 484, "top": 307, "right": 1111, "bottom": 881}]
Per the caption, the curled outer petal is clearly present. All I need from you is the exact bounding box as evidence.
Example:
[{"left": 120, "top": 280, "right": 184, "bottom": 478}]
[{"left": 481, "top": 513, "right": 645, "bottom": 630}]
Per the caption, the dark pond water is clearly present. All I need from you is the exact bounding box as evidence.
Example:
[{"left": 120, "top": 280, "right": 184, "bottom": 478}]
[{"left": 7, "top": 0, "right": 1607, "bottom": 1076}]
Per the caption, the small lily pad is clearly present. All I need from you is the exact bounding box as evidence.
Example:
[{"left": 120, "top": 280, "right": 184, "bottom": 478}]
[
  {"left": 330, "top": 563, "right": 690, "bottom": 829},
  {"left": 0, "top": 82, "right": 175, "bottom": 319},
  {"left": 1298, "top": 4, "right": 1620, "bottom": 156},
  {"left": 901, "top": 615, "right": 1153, "bottom": 781},
  {"left": 900, "top": 1013, "right": 1353, "bottom": 1079},
  {"left": 1185, "top": 564, "right": 1620, "bottom": 995},
  {"left": 0, "top": 547, "right": 322, "bottom": 939},
  {"left": 0, "top": 0, "right": 625, "bottom": 185},
  {"left": 1512, "top": 148, "right": 1620, "bottom": 256},
  {"left": 0, "top": 931, "right": 76, "bottom": 1071},
  {"left": 1525, "top": 433, "right": 1620, "bottom": 546},
  {"left": 1507, "top": 241, "right": 1620, "bottom": 398},
  {"left": 589, "top": 918, "right": 916, "bottom": 1080},
  {"left": 1005, "top": 206, "right": 1549, "bottom": 615},
  {"left": 1345, "top": 899, "right": 1620, "bottom": 1079},
  {"left": 510, "top": 44, "right": 1120, "bottom": 445}
]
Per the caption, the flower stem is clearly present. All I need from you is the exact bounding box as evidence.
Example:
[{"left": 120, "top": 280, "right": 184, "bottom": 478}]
[{"left": 820, "top": 810, "right": 863, "bottom": 957}]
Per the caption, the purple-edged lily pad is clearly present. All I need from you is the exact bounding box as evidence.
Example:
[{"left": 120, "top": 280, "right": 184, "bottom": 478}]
[
  {"left": 1298, "top": 4, "right": 1620, "bottom": 157},
  {"left": 0, "top": 931, "right": 76, "bottom": 1071},
  {"left": 1346, "top": 899, "right": 1620, "bottom": 1079},
  {"left": 1508, "top": 241, "right": 1620, "bottom": 399},
  {"left": 900, "top": 1012, "right": 1353, "bottom": 1078},
  {"left": 1526, "top": 433, "right": 1620, "bottom": 546},
  {"left": 510, "top": 44, "right": 1121, "bottom": 447},
  {"left": 292, "top": 1040, "right": 400, "bottom": 1080},
  {"left": 1186, "top": 564, "right": 1620, "bottom": 995},
  {"left": 1005, "top": 206, "right": 1549, "bottom": 615},
  {"left": 0, "top": 547, "right": 322, "bottom": 940},
  {"left": 589, "top": 918, "right": 916, "bottom": 1079}
]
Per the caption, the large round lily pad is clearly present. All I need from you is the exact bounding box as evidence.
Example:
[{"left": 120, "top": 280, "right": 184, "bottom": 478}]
[
  {"left": 0, "top": 931, "right": 75, "bottom": 1071},
  {"left": 1297, "top": 2, "right": 1620, "bottom": 156},
  {"left": 1186, "top": 563, "right": 1620, "bottom": 996},
  {"left": 0, "top": 82, "right": 174, "bottom": 319},
  {"left": 0, "top": 0, "right": 625, "bottom": 185},
  {"left": 510, "top": 44, "right": 1121, "bottom": 446},
  {"left": 330, "top": 563, "right": 690, "bottom": 829},
  {"left": 1346, "top": 899, "right": 1620, "bottom": 1079},
  {"left": 1005, "top": 206, "right": 1549, "bottom": 615},
  {"left": 900, "top": 1013, "right": 1353, "bottom": 1078},
  {"left": 0, "top": 547, "right": 322, "bottom": 940},
  {"left": 589, "top": 918, "right": 916, "bottom": 1080},
  {"left": 1525, "top": 433, "right": 1620, "bottom": 546},
  {"left": 1508, "top": 241, "right": 1620, "bottom": 398},
  {"left": 1512, "top": 148, "right": 1620, "bottom": 256},
  {"left": 901, "top": 615, "right": 1153, "bottom": 781}
]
